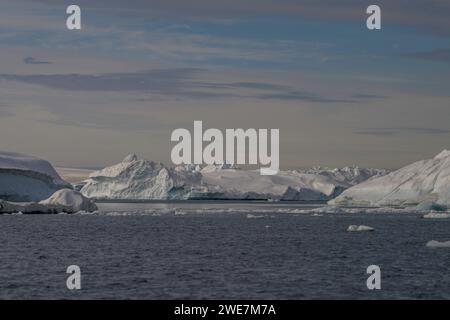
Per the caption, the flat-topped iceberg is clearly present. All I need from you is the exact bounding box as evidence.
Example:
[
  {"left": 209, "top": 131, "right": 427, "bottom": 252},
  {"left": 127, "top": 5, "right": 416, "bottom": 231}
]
[
  {"left": 0, "top": 189, "right": 97, "bottom": 214},
  {"left": 80, "top": 154, "right": 386, "bottom": 201},
  {"left": 0, "top": 151, "right": 71, "bottom": 202},
  {"left": 330, "top": 150, "right": 450, "bottom": 206}
]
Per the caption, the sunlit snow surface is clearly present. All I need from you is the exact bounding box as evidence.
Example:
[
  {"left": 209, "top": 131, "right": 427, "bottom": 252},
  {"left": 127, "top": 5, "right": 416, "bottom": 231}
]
[{"left": 332, "top": 150, "right": 450, "bottom": 206}]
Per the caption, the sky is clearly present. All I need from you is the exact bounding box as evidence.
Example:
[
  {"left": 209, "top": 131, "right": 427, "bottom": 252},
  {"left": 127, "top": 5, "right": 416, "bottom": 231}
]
[{"left": 0, "top": 0, "right": 449, "bottom": 169}]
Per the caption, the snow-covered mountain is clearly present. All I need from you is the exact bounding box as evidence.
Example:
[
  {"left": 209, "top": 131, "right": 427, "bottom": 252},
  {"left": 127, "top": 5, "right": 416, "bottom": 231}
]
[
  {"left": 330, "top": 150, "right": 450, "bottom": 206},
  {"left": 0, "top": 151, "right": 71, "bottom": 202},
  {"left": 80, "top": 154, "right": 387, "bottom": 201}
]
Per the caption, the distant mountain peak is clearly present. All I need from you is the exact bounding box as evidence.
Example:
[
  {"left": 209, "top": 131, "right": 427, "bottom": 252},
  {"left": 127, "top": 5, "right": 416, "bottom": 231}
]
[
  {"left": 123, "top": 154, "right": 139, "bottom": 163},
  {"left": 435, "top": 149, "right": 450, "bottom": 160}
]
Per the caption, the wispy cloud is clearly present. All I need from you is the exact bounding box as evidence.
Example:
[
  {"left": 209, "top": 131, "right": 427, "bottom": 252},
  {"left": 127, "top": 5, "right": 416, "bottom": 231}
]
[
  {"left": 23, "top": 56, "right": 52, "bottom": 65},
  {"left": 29, "top": 0, "right": 450, "bottom": 36},
  {"left": 402, "top": 48, "right": 450, "bottom": 64},
  {"left": 0, "top": 69, "right": 352, "bottom": 103},
  {"left": 351, "top": 94, "right": 388, "bottom": 100},
  {"left": 0, "top": 104, "right": 14, "bottom": 117},
  {"left": 258, "top": 91, "right": 352, "bottom": 103},
  {"left": 0, "top": 69, "right": 202, "bottom": 92},
  {"left": 355, "top": 127, "right": 450, "bottom": 137}
]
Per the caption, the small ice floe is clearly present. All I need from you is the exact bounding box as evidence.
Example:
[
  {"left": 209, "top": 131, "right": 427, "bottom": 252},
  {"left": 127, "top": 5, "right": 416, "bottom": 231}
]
[
  {"left": 347, "top": 225, "right": 375, "bottom": 232},
  {"left": 246, "top": 214, "right": 265, "bottom": 219},
  {"left": 311, "top": 213, "right": 324, "bottom": 217},
  {"left": 310, "top": 205, "right": 345, "bottom": 214},
  {"left": 426, "top": 240, "right": 450, "bottom": 248},
  {"left": 423, "top": 212, "right": 450, "bottom": 219}
]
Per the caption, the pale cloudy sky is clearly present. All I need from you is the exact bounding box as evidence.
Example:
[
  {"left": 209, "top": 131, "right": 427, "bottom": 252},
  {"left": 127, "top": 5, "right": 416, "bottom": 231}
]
[{"left": 0, "top": 0, "right": 449, "bottom": 169}]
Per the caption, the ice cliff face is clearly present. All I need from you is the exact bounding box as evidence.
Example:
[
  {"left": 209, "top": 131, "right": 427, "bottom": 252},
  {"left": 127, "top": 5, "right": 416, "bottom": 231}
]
[
  {"left": 296, "top": 166, "right": 388, "bottom": 186},
  {"left": 81, "top": 154, "right": 386, "bottom": 201},
  {"left": 0, "top": 151, "right": 71, "bottom": 202},
  {"left": 330, "top": 150, "right": 450, "bottom": 206}
]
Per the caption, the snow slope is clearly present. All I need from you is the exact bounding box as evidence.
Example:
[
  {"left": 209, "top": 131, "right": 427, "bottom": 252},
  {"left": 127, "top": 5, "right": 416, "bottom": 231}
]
[
  {"left": 0, "top": 151, "right": 70, "bottom": 201},
  {"left": 330, "top": 150, "right": 450, "bottom": 206},
  {"left": 81, "top": 154, "right": 386, "bottom": 201}
]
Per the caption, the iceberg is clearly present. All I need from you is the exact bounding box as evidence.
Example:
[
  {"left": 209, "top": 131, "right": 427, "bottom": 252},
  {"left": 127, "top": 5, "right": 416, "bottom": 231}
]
[
  {"left": 330, "top": 150, "right": 450, "bottom": 206},
  {"left": 0, "top": 189, "right": 97, "bottom": 214},
  {"left": 81, "top": 154, "right": 202, "bottom": 200},
  {"left": 39, "top": 189, "right": 97, "bottom": 213},
  {"left": 426, "top": 240, "right": 450, "bottom": 248},
  {"left": 423, "top": 212, "right": 450, "bottom": 219},
  {"left": 0, "top": 151, "right": 71, "bottom": 202},
  {"left": 80, "top": 154, "right": 386, "bottom": 201},
  {"left": 347, "top": 225, "right": 375, "bottom": 232}
]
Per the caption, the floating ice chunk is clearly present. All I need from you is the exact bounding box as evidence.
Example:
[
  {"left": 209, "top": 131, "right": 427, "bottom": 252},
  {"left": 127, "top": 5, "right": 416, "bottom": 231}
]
[
  {"left": 423, "top": 212, "right": 450, "bottom": 219},
  {"left": 247, "top": 214, "right": 265, "bottom": 219},
  {"left": 39, "top": 189, "right": 97, "bottom": 213},
  {"left": 426, "top": 240, "right": 450, "bottom": 248},
  {"left": 347, "top": 225, "right": 375, "bottom": 232},
  {"left": 311, "top": 205, "right": 345, "bottom": 214}
]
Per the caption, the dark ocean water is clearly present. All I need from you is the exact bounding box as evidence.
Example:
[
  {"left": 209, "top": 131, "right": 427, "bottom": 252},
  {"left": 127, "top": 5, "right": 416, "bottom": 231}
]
[{"left": 0, "top": 202, "right": 449, "bottom": 299}]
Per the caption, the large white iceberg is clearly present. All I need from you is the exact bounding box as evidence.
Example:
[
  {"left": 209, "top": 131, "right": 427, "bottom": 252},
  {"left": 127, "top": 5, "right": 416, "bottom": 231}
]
[
  {"left": 80, "top": 154, "right": 386, "bottom": 201},
  {"left": 81, "top": 154, "right": 202, "bottom": 200},
  {"left": 330, "top": 150, "right": 450, "bottom": 206},
  {"left": 0, "top": 151, "right": 70, "bottom": 202}
]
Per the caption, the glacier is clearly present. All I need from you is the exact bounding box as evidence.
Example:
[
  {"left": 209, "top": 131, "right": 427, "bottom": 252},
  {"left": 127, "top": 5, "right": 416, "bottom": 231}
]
[
  {"left": 80, "top": 154, "right": 387, "bottom": 201},
  {"left": 330, "top": 150, "right": 450, "bottom": 207},
  {"left": 0, "top": 151, "right": 71, "bottom": 202}
]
